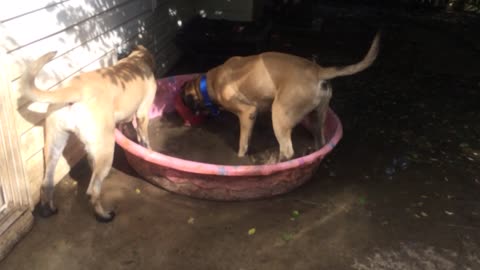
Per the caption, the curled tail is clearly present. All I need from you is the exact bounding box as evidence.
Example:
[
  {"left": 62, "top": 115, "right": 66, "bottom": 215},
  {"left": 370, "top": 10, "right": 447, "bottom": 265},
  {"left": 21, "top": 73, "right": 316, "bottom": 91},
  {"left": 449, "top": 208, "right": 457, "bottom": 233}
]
[
  {"left": 318, "top": 31, "right": 381, "bottom": 80},
  {"left": 19, "top": 51, "right": 83, "bottom": 104}
]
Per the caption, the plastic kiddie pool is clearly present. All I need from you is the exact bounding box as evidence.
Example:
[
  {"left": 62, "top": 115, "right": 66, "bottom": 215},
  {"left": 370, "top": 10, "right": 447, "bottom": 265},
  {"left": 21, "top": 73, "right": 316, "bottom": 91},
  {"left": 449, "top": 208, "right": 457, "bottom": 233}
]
[{"left": 114, "top": 74, "right": 343, "bottom": 201}]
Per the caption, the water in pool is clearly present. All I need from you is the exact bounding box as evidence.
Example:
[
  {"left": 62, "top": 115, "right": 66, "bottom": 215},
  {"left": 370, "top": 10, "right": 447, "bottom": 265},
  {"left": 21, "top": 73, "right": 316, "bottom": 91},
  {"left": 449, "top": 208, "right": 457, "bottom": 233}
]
[{"left": 124, "top": 112, "right": 316, "bottom": 165}]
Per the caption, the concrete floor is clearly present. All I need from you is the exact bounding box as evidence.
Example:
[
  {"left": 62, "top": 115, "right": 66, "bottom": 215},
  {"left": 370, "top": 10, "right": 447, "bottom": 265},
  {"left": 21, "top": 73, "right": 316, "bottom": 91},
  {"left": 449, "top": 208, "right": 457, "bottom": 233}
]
[
  {"left": 2, "top": 3, "right": 480, "bottom": 270},
  {"left": 2, "top": 154, "right": 480, "bottom": 270}
]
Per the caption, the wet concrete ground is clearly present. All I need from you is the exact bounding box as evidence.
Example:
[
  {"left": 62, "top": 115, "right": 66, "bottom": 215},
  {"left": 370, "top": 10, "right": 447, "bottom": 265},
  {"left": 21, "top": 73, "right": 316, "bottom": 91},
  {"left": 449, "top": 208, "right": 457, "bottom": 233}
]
[{"left": 1, "top": 4, "right": 480, "bottom": 270}]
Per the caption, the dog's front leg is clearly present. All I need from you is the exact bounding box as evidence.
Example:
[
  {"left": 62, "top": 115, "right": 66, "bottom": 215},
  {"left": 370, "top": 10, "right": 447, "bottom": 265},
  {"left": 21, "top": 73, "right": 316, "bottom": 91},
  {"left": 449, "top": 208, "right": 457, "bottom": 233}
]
[
  {"left": 236, "top": 105, "right": 257, "bottom": 157},
  {"left": 86, "top": 135, "right": 116, "bottom": 222},
  {"left": 135, "top": 115, "right": 151, "bottom": 149},
  {"left": 134, "top": 89, "right": 155, "bottom": 149}
]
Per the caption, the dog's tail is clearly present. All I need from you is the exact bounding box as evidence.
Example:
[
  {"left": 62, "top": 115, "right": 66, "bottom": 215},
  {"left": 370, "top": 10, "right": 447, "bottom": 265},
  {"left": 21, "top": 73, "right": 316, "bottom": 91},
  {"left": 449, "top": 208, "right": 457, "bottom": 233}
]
[
  {"left": 19, "top": 51, "right": 83, "bottom": 104},
  {"left": 318, "top": 31, "right": 381, "bottom": 80}
]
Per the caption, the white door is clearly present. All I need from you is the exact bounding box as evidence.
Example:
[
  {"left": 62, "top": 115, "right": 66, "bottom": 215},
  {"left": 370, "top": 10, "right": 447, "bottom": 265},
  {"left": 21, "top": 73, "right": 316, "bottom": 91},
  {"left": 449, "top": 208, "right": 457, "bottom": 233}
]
[{"left": 0, "top": 49, "right": 33, "bottom": 260}]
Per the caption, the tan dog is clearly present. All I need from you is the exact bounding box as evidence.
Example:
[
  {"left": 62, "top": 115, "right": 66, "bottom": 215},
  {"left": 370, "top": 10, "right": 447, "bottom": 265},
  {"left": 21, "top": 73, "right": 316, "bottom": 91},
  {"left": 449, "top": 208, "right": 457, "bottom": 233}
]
[
  {"left": 19, "top": 45, "right": 157, "bottom": 222},
  {"left": 181, "top": 33, "right": 380, "bottom": 162}
]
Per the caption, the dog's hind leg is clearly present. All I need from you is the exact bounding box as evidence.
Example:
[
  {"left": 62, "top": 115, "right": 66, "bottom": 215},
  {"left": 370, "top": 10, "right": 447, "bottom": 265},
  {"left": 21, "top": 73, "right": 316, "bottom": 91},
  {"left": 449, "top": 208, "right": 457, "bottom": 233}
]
[
  {"left": 311, "top": 81, "right": 332, "bottom": 149},
  {"left": 272, "top": 101, "right": 295, "bottom": 162},
  {"left": 85, "top": 135, "right": 116, "bottom": 222},
  {"left": 310, "top": 99, "right": 331, "bottom": 149},
  {"left": 39, "top": 122, "right": 69, "bottom": 217}
]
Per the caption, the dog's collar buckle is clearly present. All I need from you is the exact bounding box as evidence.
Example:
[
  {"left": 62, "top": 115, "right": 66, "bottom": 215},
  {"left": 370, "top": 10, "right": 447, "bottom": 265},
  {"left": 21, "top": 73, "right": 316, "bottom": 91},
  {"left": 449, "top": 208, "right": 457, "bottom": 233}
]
[{"left": 199, "top": 75, "right": 220, "bottom": 116}]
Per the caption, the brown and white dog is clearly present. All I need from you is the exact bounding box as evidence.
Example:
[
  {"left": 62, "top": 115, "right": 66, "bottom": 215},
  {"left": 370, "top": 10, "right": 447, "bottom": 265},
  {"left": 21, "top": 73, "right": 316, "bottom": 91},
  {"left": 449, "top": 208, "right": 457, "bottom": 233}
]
[
  {"left": 181, "top": 33, "right": 381, "bottom": 162},
  {"left": 19, "top": 45, "right": 157, "bottom": 222}
]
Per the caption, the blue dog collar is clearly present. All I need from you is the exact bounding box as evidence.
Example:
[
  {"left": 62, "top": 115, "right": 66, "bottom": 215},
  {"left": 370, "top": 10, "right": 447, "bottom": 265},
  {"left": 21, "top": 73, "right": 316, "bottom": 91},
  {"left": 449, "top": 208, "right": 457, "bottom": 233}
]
[{"left": 199, "top": 75, "right": 220, "bottom": 116}]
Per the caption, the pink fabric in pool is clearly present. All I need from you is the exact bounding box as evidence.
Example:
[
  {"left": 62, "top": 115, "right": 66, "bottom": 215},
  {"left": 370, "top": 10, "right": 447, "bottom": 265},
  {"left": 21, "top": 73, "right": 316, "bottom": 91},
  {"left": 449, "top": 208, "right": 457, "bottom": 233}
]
[{"left": 115, "top": 74, "right": 343, "bottom": 200}]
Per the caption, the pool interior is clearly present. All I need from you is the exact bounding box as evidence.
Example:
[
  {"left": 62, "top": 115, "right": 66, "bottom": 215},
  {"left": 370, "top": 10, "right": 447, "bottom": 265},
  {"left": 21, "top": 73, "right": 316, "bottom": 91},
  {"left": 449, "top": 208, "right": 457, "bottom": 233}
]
[{"left": 123, "top": 111, "right": 317, "bottom": 165}]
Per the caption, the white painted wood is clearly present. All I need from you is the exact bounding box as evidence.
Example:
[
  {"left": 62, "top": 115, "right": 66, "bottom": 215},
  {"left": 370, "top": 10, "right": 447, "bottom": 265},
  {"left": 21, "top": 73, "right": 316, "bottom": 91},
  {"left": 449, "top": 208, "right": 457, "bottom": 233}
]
[
  {"left": 0, "top": 50, "right": 31, "bottom": 207},
  {"left": 0, "top": 208, "right": 33, "bottom": 261},
  {"left": 6, "top": 0, "right": 151, "bottom": 82},
  {"left": 1, "top": 0, "right": 135, "bottom": 52},
  {"left": 0, "top": 0, "right": 67, "bottom": 22}
]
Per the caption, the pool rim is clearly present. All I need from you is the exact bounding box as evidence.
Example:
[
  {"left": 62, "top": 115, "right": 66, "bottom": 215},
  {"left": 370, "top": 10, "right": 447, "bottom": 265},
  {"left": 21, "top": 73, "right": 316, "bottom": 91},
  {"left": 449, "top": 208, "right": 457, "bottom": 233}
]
[{"left": 115, "top": 111, "right": 342, "bottom": 177}]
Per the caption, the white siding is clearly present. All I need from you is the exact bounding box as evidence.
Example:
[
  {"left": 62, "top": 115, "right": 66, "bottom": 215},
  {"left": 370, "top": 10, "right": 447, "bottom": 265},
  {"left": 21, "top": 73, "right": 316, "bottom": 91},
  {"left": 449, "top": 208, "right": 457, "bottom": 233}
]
[{"left": 0, "top": 0, "right": 195, "bottom": 205}]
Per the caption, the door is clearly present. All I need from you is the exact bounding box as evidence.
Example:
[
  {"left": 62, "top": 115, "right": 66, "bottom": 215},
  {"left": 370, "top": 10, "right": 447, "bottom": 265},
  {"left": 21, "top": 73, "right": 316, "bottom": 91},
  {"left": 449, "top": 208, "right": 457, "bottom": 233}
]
[{"left": 0, "top": 48, "right": 33, "bottom": 260}]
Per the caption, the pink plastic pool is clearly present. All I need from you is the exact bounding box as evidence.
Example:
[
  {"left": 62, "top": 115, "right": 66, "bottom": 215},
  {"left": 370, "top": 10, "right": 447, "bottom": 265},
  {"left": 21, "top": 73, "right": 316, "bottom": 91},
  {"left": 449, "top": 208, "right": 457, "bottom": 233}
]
[{"left": 114, "top": 74, "right": 343, "bottom": 201}]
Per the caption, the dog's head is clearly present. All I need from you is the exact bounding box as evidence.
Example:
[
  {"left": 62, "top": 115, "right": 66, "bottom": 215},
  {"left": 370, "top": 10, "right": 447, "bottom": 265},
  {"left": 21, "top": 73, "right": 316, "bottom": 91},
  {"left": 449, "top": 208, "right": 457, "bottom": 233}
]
[{"left": 180, "top": 77, "right": 203, "bottom": 113}]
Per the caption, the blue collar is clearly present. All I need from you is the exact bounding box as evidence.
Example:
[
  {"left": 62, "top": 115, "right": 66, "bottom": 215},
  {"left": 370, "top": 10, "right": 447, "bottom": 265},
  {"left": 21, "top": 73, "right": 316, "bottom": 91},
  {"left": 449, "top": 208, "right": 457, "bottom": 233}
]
[{"left": 199, "top": 75, "right": 220, "bottom": 116}]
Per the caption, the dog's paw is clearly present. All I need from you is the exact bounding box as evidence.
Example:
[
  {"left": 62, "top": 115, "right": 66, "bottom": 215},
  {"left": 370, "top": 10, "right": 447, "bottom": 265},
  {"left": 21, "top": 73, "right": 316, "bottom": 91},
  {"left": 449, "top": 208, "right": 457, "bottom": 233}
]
[
  {"left": 35, "top": 203, "right": 59, "bottom": 218},
  {"left": 95, "top": 211, "right": 116, "bottom": 223}
]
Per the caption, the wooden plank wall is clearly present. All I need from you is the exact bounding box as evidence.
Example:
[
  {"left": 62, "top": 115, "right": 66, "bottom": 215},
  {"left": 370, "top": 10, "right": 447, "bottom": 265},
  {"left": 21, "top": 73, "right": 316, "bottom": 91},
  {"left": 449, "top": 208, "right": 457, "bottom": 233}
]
[{"left": 0, "top": 0, "right": 195, "bottom": 205}]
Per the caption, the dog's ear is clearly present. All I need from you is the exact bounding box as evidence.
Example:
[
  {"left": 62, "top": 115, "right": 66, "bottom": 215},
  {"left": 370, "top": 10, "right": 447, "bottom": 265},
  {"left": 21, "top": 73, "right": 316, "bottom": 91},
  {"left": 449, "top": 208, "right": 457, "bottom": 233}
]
[
  {"left": 181, "top": 81, "right": 200, "bottom": 111},
  {"left": 180, "top": 81, "right": 188, "bottom": 92},
  {"left": 183, "top": 94, "right": 196, "bottom": 111}
]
